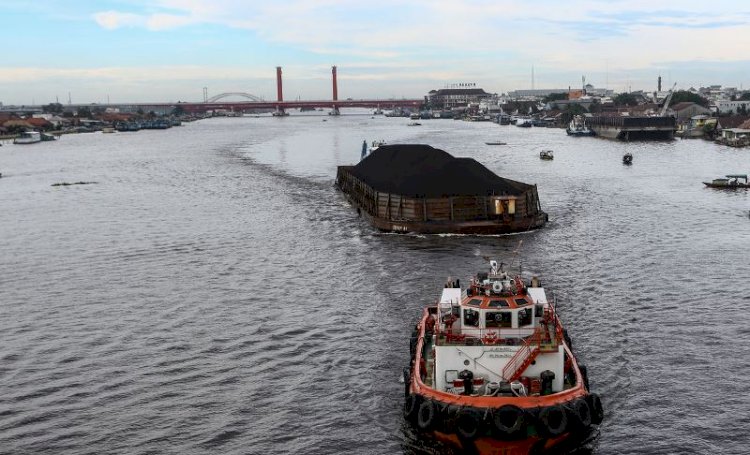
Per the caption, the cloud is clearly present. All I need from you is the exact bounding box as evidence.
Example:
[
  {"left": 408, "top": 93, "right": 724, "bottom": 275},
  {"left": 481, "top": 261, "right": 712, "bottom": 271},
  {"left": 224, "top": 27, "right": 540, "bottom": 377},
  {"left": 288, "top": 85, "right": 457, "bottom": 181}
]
[{"left": 93, "top": 11, "right": 145, "bottom": 30}]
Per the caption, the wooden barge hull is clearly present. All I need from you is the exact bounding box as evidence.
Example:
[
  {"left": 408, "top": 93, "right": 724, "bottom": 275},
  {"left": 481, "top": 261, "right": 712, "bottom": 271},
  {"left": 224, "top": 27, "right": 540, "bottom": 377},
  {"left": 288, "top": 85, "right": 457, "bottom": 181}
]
[{"left": 336, "top": 166, "right": 548, "bottom": 234}]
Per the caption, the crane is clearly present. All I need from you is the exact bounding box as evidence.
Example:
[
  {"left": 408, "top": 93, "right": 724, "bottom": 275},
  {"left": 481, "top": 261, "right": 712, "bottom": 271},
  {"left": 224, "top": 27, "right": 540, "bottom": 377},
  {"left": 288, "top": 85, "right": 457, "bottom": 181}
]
[{"left": 659, "top": 82, "right": 677, "bottom": 117}]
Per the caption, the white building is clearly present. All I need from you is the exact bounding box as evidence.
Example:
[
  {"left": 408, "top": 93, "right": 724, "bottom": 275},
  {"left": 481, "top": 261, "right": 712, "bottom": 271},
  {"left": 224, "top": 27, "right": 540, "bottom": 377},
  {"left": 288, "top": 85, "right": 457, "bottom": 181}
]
[{"left": 715, "top": 100, "right": 750, "bottom": 114}]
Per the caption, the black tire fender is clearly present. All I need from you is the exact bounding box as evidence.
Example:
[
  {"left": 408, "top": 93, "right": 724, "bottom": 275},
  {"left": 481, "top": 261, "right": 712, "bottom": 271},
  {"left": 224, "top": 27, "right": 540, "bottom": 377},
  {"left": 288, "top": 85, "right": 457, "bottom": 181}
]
[
  {"left": 417, "top": 399, "right": 439, "bottom": 431},
  {"left": 587, "top": 393, "right": 604, "bottom": 425},
  {"left": 456, "top": 408, "right": 484, "bottom": 440},
  {"left": 403, "top": 394, "right": 420, "bottom": 423},
  {"left": 492, "top": 405, "right": 526, "bottom": 439},
  {"left": 537, "top": 405, "right": 567, "bottom": 437}
]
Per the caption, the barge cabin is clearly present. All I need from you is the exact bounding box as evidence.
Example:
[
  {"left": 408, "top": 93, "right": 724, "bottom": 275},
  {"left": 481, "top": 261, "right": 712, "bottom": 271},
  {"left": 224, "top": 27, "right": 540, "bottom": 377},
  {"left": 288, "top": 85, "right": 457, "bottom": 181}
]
[{"left": 335, "top": 144, "right": 548, "bottom": 234}]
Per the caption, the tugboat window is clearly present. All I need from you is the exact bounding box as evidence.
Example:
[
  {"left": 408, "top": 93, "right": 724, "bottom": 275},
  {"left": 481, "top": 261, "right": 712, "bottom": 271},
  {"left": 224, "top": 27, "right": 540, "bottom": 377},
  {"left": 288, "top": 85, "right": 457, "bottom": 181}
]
[
  {"left": 488, "top": 299, "right": 509, "bottom": 308},
  {"left": 485, "top": 311, "right": 511, "bottom": 328},
  {"left": 518, "top": 308, "right": 533, "bottom": 326},
  {"left": 514, "top": 298, "right": 529, "bottom": 306},
  {"left": 467, "top": 298, "right": 482, "bottom": 307},
  {"left": 463, "top": 309, "right": 479, "bottom": 327}
]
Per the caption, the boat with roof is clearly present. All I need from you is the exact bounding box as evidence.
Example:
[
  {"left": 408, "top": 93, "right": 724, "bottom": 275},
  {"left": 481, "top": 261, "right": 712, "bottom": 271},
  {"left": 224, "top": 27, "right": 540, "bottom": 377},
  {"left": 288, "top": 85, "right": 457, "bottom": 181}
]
[
  {"left": 703, "top": 174, "right": 749, "bottom": 189},
  {"left": 404, "top": 259, "right": 603, "bottom": 454},
  {"left": 13, "top": 131, "right": 42, "bottom": 144},
  {"left": 566, "top": 115, "right": 595, "bottom": 137}
]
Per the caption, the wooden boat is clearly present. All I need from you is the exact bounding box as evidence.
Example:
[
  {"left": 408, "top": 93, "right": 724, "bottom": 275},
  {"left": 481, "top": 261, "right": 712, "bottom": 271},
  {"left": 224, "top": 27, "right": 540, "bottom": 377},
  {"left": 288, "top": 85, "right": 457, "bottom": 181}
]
[
  {"left": 539, "top": 151, "right": 553, "bottom": 160},
  {"left": 404, "top": 260, "right": 603, "bottom": 454},
  {"left": 486, "top": 142, "right": 507, "bottom": 146},
  {"left": 703, "top": 174, "right": 749, "bottom": 189},
  {"left": 335, "top": 144, "right": 548, "bottom": 234},
  {"left": 623, "top": 153, "right": 633, "bottom": 165}
]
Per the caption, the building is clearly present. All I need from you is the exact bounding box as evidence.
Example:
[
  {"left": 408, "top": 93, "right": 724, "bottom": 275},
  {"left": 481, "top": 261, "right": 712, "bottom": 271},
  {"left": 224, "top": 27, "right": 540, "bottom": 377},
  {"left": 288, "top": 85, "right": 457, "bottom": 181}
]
[
  {"left": 670, "top": 102, "right": 712, "bottom": 121},
  {"left": 427, "top": 88, "right": 492, "bottom": 109},
  {"left": 715, "top": 100, "right": 750, "bottom": 114}
]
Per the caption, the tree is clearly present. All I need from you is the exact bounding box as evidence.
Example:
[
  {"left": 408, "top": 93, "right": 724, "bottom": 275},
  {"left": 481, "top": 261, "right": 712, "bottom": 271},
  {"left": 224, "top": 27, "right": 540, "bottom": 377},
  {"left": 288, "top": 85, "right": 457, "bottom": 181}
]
[
  {"left": 43, "top": 102, "right": 64, "bottom": 114},
  {"left": 560, "top": 103, "right": 588, "bottom": 125},
  {"left": 543, "top": 92, "right": 568, "bottom": 103},
  {"left": 613, "top": 93, "right": 639, "bottom": 106},
  {"left": 670, "top": 90, "right": 709, "bottom": 107},
  {"left": 172, "top": 105, "right": 185, "bottom": 116},
  {"left": 77, "top": 106, "right": 92, "bottom": 118},
  {"left": 740, "top": 92, "right": 750, "bottom": 101}
]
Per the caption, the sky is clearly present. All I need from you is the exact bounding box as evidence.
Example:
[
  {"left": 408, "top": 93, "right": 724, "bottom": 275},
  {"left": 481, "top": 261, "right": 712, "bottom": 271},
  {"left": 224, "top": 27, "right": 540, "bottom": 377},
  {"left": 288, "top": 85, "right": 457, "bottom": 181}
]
[{"left": 1, "top": 0, "right": 749, "bottom": 105}]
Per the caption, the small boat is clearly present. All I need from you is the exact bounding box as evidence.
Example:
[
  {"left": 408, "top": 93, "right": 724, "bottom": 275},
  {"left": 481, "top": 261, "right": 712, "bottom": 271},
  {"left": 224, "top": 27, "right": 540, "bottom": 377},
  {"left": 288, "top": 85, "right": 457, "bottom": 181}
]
[
  {"left": 623, "top": 153, "right": 633, "bottom": 165},
  {"left": 516, "top": 118, "right": 533, "bottom": 128},
  {"left": 485, "top": 141, "right": 507, "bottom": 146},
  {"left": 703, "top": 174, "right": 750, "bottom": 189},
  {"left": 41, "top": 133, "right": 58, "bottom": 141},
  {"left": 540, "top": 150, "right": 554, "bottom": 160},
  {"left": 369, "top": 140, "right": 386, "bottom": 153},
  {"left": 404, "top": 260, "right": 603, "bottom": 454},
  {"left": 102, "top": 127, "right": 116, "bottom": 133},
  {"left": 408, "top": 122, "right": 422, "bottom": 126},
  {"left": 410, "top": 113, "right": 420, "bottom": 120},
  {"left": 13, "top": 131, "right": 42, "bottom": 144}
]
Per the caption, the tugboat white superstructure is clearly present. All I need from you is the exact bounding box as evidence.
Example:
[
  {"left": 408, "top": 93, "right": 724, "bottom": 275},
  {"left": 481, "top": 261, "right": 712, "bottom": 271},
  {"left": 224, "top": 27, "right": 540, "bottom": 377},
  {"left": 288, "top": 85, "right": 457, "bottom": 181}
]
[{"left": 404, "top": 260, "right": 603, "bottom": 454}]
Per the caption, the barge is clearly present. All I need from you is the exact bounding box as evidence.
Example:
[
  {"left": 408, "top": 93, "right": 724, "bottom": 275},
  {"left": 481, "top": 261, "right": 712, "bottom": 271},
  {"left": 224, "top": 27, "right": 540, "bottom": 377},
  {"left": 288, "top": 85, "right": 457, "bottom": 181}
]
[
  {"left": 404, "top": 260, "right": 603, "bottom": 454},
  {"left": 587, "top": 115, "right": 676, "bottom": 141},
  {"left": 335, "top": 144, "right": 547, "bottom": 234}
]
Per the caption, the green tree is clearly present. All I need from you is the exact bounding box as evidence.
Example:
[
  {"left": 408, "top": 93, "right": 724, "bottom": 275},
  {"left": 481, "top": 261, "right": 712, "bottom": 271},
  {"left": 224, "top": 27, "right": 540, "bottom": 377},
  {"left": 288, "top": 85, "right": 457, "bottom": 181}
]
[
  {"left": 43, "top": 102, "right": 64, "bottom": 114},
  {"left": 560, "top": 103, "right": 588, "bottom": 125},
  {"left": 613, "top": 93, "right": 639, "bottom": 106},
  {"left": 543, "top": 92, "right": 568, "bottom": 103},
  {"left": 669, "top": 90, "right": 709, "bottom": 107},
  {"left": 740, "top": 92, "right": 750, "bottom": 101},
  {"left": 77, "top": 106, "right": 92, "bottom": 118},
  {"left": 172, "top": 104, "right": 185, "bottom": 116}
]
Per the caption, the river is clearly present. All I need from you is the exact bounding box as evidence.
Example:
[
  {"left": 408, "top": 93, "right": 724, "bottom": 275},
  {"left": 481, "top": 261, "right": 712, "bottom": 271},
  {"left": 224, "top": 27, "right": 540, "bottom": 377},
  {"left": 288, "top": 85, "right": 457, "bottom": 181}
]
[{"left": 1, "top": 113, "right": 750, "bottom": 454}]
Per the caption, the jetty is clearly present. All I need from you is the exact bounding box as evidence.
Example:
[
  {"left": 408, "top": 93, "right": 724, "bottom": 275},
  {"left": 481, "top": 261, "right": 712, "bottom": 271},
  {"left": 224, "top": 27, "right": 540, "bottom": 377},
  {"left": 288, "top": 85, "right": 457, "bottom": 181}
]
[{"left": 335, "top": 144, "right": 548, "bottom": 234}]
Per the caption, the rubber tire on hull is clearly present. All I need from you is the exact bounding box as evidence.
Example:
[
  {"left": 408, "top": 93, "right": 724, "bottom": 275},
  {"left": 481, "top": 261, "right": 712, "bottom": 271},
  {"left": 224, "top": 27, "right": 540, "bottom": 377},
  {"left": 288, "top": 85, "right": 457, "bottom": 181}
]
[
  {"left": 492, "top": 405, "right": 526, "bottom": 440},
  {"left": 456, "top": 408, "right": 484, "bottom": 440},
  {"left": 403, "top": 368, "right": 410, "bottom": 398},
  {"left": 587, "top": 393, "right": 604, "bottom": 425},
  {"left": 417, "top": 400, "right": 439, "bottom": 431},
  {"left": 566, "top": 398, "right": 592, "bottom": 430},
  {"left": 579, "top": 364, "right": 590, "bottom": 391},
  {"left": 537, "top": 405, "right": 567, "bottom": 437},
  {"left": 403, "top": 394, "right": 420, "bottom": 423}
]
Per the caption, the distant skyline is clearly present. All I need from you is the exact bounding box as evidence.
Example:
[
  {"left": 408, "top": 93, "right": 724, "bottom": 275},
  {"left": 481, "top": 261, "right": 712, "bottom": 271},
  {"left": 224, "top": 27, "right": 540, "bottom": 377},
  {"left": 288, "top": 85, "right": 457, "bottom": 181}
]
[{"left": 1, "top": 0, "right": 749, "bottom": 105}]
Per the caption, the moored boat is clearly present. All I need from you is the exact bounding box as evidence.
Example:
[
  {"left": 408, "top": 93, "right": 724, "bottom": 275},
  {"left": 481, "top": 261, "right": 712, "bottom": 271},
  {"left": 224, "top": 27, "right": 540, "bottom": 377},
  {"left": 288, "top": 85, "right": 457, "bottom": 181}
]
[
  {"left": 703, "top": 174, "right": 749, "bottom": 189},
  {"left": 623, "top": 153, "right": 633, "bottom": 165},
  {"left": 13, "top": 131, "right": 42, "bottom": 144},
  {"left": 539, "top": 150, "right": 553, "bottom": 160},
  {"left": 566, "top": 115, "right": 595, "bottom": 136},
  {"left": 404, "top": 260, "right": 603, "bottom": 454}
]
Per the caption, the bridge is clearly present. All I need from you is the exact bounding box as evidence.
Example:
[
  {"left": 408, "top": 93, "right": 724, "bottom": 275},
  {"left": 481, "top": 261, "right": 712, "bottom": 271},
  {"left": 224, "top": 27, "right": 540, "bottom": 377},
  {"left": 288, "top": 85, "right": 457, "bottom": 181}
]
[
  {"left": 0, "top": 66, "right": 424, "bottom": 115},
  {"left": 180, "top": 66, "right": 424, "bottom": 114}
]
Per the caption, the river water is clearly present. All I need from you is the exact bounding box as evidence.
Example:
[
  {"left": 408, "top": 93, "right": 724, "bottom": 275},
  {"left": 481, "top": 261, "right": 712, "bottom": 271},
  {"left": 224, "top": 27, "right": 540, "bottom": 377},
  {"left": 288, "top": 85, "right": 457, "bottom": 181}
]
[{"left": 1, "top": 113, "right": 750, "bottom": 455}]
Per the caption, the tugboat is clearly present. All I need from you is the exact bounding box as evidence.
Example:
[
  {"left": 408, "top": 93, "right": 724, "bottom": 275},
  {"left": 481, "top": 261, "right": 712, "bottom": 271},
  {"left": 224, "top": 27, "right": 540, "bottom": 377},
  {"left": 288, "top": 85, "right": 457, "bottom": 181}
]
[
  {"left": 404, "top": 260, "right": 603, "bottom": 454},
  {"left": 703, "top": 174, "right": 749, "bottom": 189}
]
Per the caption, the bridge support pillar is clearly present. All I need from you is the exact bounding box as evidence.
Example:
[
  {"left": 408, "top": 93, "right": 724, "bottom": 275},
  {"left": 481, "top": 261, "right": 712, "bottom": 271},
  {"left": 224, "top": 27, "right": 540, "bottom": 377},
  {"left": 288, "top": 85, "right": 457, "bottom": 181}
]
[{"left": 329, "top": 105, "right": 340, "bottom": 116}]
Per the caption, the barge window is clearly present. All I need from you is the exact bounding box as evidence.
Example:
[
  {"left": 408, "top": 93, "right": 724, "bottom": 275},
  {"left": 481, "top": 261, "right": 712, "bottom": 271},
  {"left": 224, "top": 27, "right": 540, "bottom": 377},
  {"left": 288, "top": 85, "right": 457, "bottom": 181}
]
[
  {"left": 485, "top": 311, "right": 512, "bottom": 328},
  {"left": 466, "top": 299, "right": 482, "bottom": 307},
  {"left": 488, "top": 299, "right": 509, "bottom": 308},
  {"left": 463, "top": 308, "right": 479, "bottom": 327}
]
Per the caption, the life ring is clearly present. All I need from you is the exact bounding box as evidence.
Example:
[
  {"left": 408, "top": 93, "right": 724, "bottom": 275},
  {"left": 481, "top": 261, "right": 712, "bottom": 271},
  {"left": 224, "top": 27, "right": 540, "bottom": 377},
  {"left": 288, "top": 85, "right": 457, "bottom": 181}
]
[
  {"left": 587, "top": 393, "right": 604, "bottom": 425},
  {"left": 417, "top": 400, "right": 439, "bottom": 430},
  {"left": 565, "top": 398, "right": 592, "bottom": 429},
  {"left": 403, "top": 393, "right": 420, "bottom": 423},
  {"left": 492, "top": 405, "right": 526, "bottom": 440},
  {"left": 537, "top": 405, "right": 567, "bottom": 437},
  {"left": 456, "top": 408, "right": 484, "bottom": 440}
]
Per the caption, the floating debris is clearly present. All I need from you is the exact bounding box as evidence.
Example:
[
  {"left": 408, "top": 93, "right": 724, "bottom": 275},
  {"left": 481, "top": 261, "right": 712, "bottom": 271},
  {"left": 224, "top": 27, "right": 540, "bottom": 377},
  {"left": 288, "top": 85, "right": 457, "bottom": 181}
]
[{"left": 51, "top": 181, "right": 98, "bottom": 187}]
